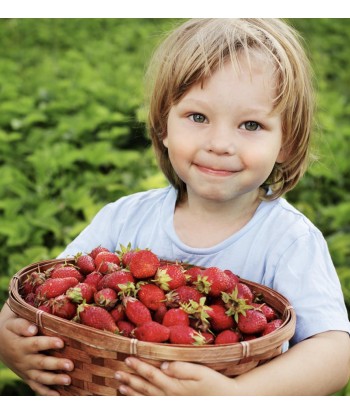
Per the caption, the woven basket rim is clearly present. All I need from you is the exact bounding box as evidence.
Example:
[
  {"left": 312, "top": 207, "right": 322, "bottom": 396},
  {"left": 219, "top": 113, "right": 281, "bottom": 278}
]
[{"left": 8, "top": 258, "right": 296, "bottom": 363}]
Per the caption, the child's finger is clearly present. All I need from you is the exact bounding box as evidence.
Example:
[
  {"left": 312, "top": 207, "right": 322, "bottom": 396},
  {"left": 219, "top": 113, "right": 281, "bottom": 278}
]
[
  {"left": 160, "top": 360, "right": 204, "bottom": 380},
  {"left": 26, "top": 334, "right": 65, "bottom": 353},
  {"left": 6, "top": 316, "right": 38, "bottom": 337},
  {"left": 27, "top": 368, "right": 72, "bottom": 388},
  {"left": 29, "top": 353, "right": 74, "bottom": 372}
]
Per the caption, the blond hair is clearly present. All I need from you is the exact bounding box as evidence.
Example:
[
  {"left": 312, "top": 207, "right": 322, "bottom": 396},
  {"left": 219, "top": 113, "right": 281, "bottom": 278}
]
[{"left": 145, "top": 18, "right": 315, "bottom": 202}]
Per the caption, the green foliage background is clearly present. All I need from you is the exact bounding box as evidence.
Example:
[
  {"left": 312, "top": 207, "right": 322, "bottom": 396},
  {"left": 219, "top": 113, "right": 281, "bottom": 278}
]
[{"left": 0, "top": 18, "right": 349, "bottom": 395}]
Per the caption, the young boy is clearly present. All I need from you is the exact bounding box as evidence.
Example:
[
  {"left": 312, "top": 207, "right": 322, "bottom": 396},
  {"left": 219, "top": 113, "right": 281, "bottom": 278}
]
[{"left": 0, "top": 18, "right": 349, "bottom": 395}]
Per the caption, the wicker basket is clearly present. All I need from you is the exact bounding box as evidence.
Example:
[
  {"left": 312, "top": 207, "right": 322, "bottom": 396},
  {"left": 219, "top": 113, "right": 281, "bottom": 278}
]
[{"left": 8, "top": 258, "right": 296, "bottom": 396}]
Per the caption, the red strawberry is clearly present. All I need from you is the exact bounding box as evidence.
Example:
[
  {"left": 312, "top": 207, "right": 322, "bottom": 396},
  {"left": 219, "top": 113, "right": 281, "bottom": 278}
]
[
  {"left": 84, "top": 271, "right": 103, "bottom": 289},
  {"left": 97, "top": 270, "right": 134, "bottom": 292},
  {"left": 162, "top": 308, "right": 190, "bottom": 327},
  {"left": 134, "top": 321, "right": 170, "bottom": 343},
  {"left": 262, "top": 319, "right": 283, "bottom": 336},
  {"left": 168, "top": 325, "right": 206, "bottom": 345},
  {"left": 154, "top": 264, "right": 187, "bottom": 291},
  {"left": 201, "top": 331, "right": 215, "bottom": 344},
  {"left": 186, "top": 266, "right": 205, "bottom": 284},
  {"left": 24, "top": 292, "right": 36, "bottom": 306},
  {"left": 94, "top": 251, "right": 121, "bottom": 274},
  {"left": 165, "top": 285, "right": 202, "bottom": 308},
  {"left": 89, "top": 245, "right": 110, "bottom": 259},
  {"left": 237, "top": 309, "right": 268, "bottom": 334},
  {"left": 38, "top": 302, "right": 53, "bottom": 314},
  {"left": 122, "top": 296, "right": 152, "bottom": 326},
  {"left": 252, "top": 303, "right": 277, "bottom": 321},
  {"left": 20, "top": 271, "right": 47, "bottom": 296},
  {"left": 137, "top": 283, "right": 166, "bottom": 310},
  {"left": 50, "top": 265, "right": 84, "bottom": 282},
  {"left": 117, "top": 320, "right": 135, "bottom": 338},
  {"left": 35, "top": 276, "right": 79, "bottom": 303},
  {"left": 94, "top": 288, "right": 118, "bottom": 308},
  {"left": 51, "top": 295, "right": 77, "bottom": 319},
  {"left": 75, "top": 253, "right": 96, "bottom": 274},
  {"left": 110, "top": 304, "right": 126, "bottom": 322},
  {"left": 236, "top": 282, "right": 254, "bottom": 303},
  {"left": 215, "top": 329, "right": 241, "bottom": 345},
  {"left": 66, "top": 282, "right": 96, "bottom": 304},
  {"left": 223, "top": 270, "right": 240, "bottom": 292},
  {"left": 117, "top": 243, "right": 138, "bottom": 268},
  {"left": 77, "top": 303, "right": 118, "bottom": 332},
  {"left": 194, "top": 267, "right": 232, "bottom": 297},
  {"left": 129, "top": 249, "right": 160, "bottom": 279},
  {"left": 207, "top": 304, "right": 235, "bottom": 332},
  {"left": 153, "top": 303, "right": 168, "bottom": 324}
]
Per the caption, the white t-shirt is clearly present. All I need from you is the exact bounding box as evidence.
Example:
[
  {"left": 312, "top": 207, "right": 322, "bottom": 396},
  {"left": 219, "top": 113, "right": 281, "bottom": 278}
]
[{"left": 58, "top": 186, "right": 350, "bottom": 345}]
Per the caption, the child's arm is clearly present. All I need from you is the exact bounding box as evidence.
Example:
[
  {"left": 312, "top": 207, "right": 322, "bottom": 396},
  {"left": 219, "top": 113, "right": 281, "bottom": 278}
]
[
  {"left": 115, "top": 331, "right": 350, "bottom": 396},
  {"left": 0, "top": 302, "right": 74, "bottom": 396}
]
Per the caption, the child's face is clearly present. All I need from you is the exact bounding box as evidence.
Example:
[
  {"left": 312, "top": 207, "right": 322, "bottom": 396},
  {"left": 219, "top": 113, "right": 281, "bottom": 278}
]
[{"left": 163, "top": 54, "right": 285, "bottom": 204}]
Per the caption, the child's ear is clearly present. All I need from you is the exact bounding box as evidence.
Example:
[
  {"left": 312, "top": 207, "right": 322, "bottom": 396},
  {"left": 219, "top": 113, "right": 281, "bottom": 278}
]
[
  {"left": 163, "top": 136, "right": 169, "bottom": 148},
  {"left": 276, "top": 146, "right": 288, "bottom": 163}
]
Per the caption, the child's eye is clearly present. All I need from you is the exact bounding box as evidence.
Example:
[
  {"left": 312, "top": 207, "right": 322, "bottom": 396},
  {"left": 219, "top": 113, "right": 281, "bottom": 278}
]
[
  {"left": 189, "top": 113, "right": 207, "bottom": 123},
  {"left": 240, "top": 121, "right": 261, "bottom": 131}
]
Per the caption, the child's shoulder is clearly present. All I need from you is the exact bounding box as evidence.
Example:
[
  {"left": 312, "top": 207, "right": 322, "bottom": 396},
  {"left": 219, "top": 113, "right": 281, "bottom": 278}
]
[{"left": 263, "top": 197, "right": 323, "bottom": 239}]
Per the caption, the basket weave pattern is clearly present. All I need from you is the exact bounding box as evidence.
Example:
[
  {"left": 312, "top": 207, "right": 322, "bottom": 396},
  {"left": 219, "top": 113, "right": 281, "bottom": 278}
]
[{"left": 8, "top": 259, "right": 296, "bottom": 396}]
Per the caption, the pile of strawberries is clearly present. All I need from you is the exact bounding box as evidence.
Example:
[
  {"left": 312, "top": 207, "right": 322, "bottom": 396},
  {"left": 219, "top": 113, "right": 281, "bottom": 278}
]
[{"left": 20, "top": 245, "right": 283, "bottom": 345}]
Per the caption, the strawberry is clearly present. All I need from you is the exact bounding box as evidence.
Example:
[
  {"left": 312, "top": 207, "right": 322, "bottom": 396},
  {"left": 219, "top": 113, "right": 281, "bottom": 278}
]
[
  {"left": 165, "top": 285, "right": 202, "bottom": 308},
  {"left": 20, "top": 271, "right": 47, "bottom": 296},
  {"left": 97, "top": 270, "right": 134, "bottom": 292},
  {"left": 50, "top": 265, "right": 84, "bottom": 282},
  {"left": 37, "top": 301, "right": 53, "bottom": 314},
  {"left": 262, "top": 319, "right": 283, "bottom": 336},
  {"left": 122, "top": 296, "right": 152, "bottom": 326},
  {"left": 186, "top": 266, "right": 205, "bottom": 284},
  {"left": 94, "top": 251, "right": 121, "bottom": 274},
  {"left": 75, "top": 253, "right": 96, "bottom": 274},
  {"left": 236, "top": 282, "right": 254, "bottom": 303},
  {"left": 252, "top": 303, "right": 277, "bottom": 321},
  {"left": 168, "top": 325, "right": 206, "bottom": 345},
  {"left": 117, "top": 243, "right": 138, "bottom": 268},
  {"left": 201, "top": 331, "right": 215, "bottom": 344},
  {"left": 223, "top": 269, "right": 240, "bottom": 292},
  {"left": 77, "top": 303, "right": 118, "bottom": 333},
  {"left": 66, "top": 282, "right": 96, "bottom": 304},
  {"left": 154, "top": 263, "right": 187, "bottom": 291},
  {"left": 51, "top": 294, "right": 77, "bottom": 319},
  {"left": 180, "top": 297, "right": 211, "bottom": 332},
  {"left": 162, "top": 308, "right": 190, "bottom": 327},
  {"left": 215, "top": 329, "right": 241, "bottom": 345},
  {"left": 89, "top": 245, "right": 110, "bottom": 259},
  {"left": 129, "top": 249, "right": 160, "bottom": 279},
  {"left": 117, "top": 320, "right": 135, "bottom": 338},
  {"left": 153, "top": 303, "right": 168, "bottom": 324},
  {"left": 221, "top": 285, "right": 253, "bottom": 322},
  {"left": 24, "top": 292, "right": 36, "bottom": 306},
  {"left": 194, "top": 267, "right": 232, "bottom": 297},
  {"left": 137, "top": 283, "right": 166, "bottom": 310},
  {"left": 207, "top": 304, "right": 235, "bottom": 332},
  {"left": 134, "top": 321, "right": 170, "bottom": 343},
  {"left": 35, "top": 276, "right": 79, "bottom": 303},
  {"left": 237, "top": 309, "right": 268, "bottom": 334},
  {"left": 94, "top": 288, "right": 118, "bottom": 308},
  {"left": 84, "top": 271, "right": 103, "bottom": 289},
  {"left": 110, "top": 304, "right": 126, "bottom": 322}
]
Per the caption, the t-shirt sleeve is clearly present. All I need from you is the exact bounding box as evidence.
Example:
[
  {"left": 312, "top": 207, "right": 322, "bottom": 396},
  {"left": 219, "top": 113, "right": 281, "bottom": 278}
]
[
  {"left": 57, "top": 201, "right": 123, "bottom": 258},
  {"left": 272, "top": 229, "right": 350, "bottom": 345}
]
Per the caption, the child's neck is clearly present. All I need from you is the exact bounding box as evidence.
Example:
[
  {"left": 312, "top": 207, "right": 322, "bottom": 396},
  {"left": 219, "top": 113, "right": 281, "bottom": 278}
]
[{"left": 173, "top": 191, "right": 261, "bottom": 248}]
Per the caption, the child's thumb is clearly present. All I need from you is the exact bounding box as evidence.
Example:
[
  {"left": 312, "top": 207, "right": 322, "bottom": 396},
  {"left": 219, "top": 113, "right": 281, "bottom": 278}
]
[{"left": 160, "top": 360, "right": 202, "bottom": 380}]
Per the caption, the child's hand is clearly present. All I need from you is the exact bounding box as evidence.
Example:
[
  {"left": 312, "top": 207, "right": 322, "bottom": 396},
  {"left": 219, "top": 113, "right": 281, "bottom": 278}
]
[
  {"left": 0, "top": 304, "right": 74, "bottom": 396},
  {"left": 115, "top": 357, "right": 236, "bottom": 396}
]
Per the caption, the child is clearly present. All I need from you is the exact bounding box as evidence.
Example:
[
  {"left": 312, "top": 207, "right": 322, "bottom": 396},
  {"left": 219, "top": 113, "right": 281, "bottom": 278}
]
[{"left": 0, "top": 18, "right": 349, "bottom": 396}]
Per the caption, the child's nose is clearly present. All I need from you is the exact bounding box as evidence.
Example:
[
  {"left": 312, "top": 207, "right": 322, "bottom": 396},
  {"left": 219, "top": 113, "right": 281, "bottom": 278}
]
[{"left": 206, "top": 126, "right": 236, "bottom": 155}]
